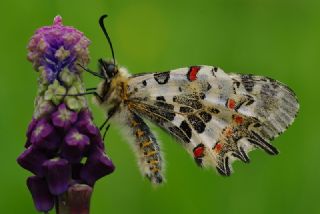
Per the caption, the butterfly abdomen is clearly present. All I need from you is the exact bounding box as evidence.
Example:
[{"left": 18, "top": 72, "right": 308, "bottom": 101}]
[{"left": 126, "top": 111, "right": 164, "bottom": 184}]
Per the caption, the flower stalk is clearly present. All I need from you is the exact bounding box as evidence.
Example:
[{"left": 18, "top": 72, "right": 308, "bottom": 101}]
[
  {"left": 56, "top": 184, "right": 92, "bottom": 214},
  {"left": 17, "top": 16, "right": 115, "bottom": 213}
]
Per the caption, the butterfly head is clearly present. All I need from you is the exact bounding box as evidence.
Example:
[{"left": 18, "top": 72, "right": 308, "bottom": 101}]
[
  {"left": 95, "top": 58, "right": 130, "bottom": 108},
  {"left": 99, "top": 58, "right": 118, "bottom": 80},
  {"left": 94, "top": 15, "right": 130, "bottom": 106}
]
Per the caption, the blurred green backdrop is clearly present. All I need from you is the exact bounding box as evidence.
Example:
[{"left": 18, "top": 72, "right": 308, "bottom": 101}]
[{"left": 1, "top": 0, "right": 319, "bottom": 213}]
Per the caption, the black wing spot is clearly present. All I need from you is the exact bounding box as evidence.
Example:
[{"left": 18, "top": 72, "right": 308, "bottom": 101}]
[
  {"left": 179, "top": 106, "right": 193, "bottom": 113},
  {"left": 267, "top": 77, "right": 280, "bottom": 89},
  {"left": 249, "top": 131, "right": 279, "bottom": 155},
  {"left": 180, "top": 120, "right": 192, "bottom": 139},
  {"left": 261, "top": 84, "right": 277, "bottom": 97},
  {"left": 232, "top": 79, "right": 241, "bottom": 88},
  {"left": 211, "top": 67, "right": 218, "bottom": 77},
  {"left": 142, "top": 80, "right": 147, "bottom": 86},
  {"left": 144, "top": 105, "right": 176, "bottom": 123},
  {"left": 206, "top": 83, "right": 212, "bottom": 91},
  {"left": 154, "top": 72, "right": 170, "bottom": 84},
  {"left": 199, "top": 111, "right": 212, "bottom": 123},
  {"left": 156, "top": 96, "right": 166, "bottom": 101},
  {"left": 173, "top": 96, "right": 203, "bottom": 110},
  {"left": 241, "top": 74, "right": 255, "bottom": 92},
  {"left": 187, "top": 115, "right": 206, "bottom": 133},
  {"left": 224, "top": 156, "right": 231, "bottom": 176},
  {"left": 208, "top": 107, "right": 220, "bottom": 114},
  {"left": 154, "top": 101, "right": 174, "bottom": 110},
  {"left": 216, "top": 165, "right": 230, "bottom": 176},
  {"left": 232, "top": 147, "right": 250, "bottom": 163},
  {"left": 239, "top": 147, "right": 250, "bottom": 163},
  {"left": 245, "top": 95, "right": 255, "bottom": 106},
  {"left": 216, "top": 156, "right": 231, "bottom": 176},
  {"left": 194, "top": 157, "right": 203, "bottom": 167},
  {"left": 199, "top": 92, "right": 206, "bottom": 99},
  {"left": 253, "top": 123, "right": 261, "bottom": 128}
]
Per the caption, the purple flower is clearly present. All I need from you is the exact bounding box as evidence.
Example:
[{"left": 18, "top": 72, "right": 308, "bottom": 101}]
[
  {"left": 17, "top": 146, "right": 48, "bottom": 176},
  {"left": 61, "top": 129, "right": 90, "bottom": 163},
  {"left": 52, "top": 103, "right": 77, "bottom": 129},
  {"left": 25, "top": 118, "right": 38, "bottom": 148},
  {"left": 26, "top": 118, "right": 37, "bottom": 139},
  {"left": 30, "top": 118, "right": 53, "bottom": 145},
  {"left": 28, "top": 118, "right": 61, "bottom": 152},
  {"left": 42, "top": 158, "right": 71, "bottom": 195},
  {"left": 89, "top": 133, "right": 105, "bottom": 149},
  {"left": 18, "top": 15, "right": 115, "bottom": 213},
  {"left": 27, "top": 176, "right": 54, "bottom": 212},
  {"left": 71, "top": 163, "right": 84, "bottom": 180},
  {"left": 77, "top": 110, "right": 99, "bottom": 136},
  {"left": 27, "top": 16, "right": 90, "bottom": 83},
  {"left": 81, "top": 147, "right": 115, "bottom": 186}
]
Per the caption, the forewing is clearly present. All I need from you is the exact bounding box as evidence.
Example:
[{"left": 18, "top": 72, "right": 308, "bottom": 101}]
[{"left": 126, "top": 66, "right": 299, "bottom": 175}]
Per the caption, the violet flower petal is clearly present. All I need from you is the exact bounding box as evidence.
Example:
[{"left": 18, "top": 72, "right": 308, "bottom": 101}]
[
  {"left": 52, "top": 103, "right": 78, "bottom": 129},
  {"left": 42, "top": 132, "right": 62, "bottom": 152},
  {"left": 71, "top": 163, "right": 84, "bottom": 180},
  {"left": 61, "top": 129, "right": 90, "bottom": 163},
  {"left": 42, "top": 158, "right": 71, "bottom": 195},
  {"left": 24, "top": 140, "right": 32, "bottom": 149},
  {"left": 80, "top": 147, "right": 115, "bottom": 186},
  {"left": 76, "top": 110, "right": 98, "bottom": 136},
  {"left": 26, "top": 118, "right": 37, "bottom": 139},
  {"left": 30, "top": 118, "right": 53, "bottom": 144},
  {"left": 17, "top": 146, "right": 48, "bottom": 176},
  {"left": 27, "top": 176, "right": 54, "bottom": 212},
  {"left": 27, "top": 15, "right": 90, "bottom": 82},
  {"left": 89, "top": 133, "right": 105, "bottom": 149},
  {"left": 78, "top": 109, "right": 93, "bottom": 120}
]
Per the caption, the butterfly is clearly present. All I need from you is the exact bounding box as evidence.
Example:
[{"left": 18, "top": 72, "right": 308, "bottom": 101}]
[{"left": 77, "top": 15, "right": 299, "bottom": 184}]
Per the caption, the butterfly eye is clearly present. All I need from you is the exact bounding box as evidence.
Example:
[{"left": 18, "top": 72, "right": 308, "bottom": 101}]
[
  {"left": 107, "top": 64, "right": 116, "bottom": 75},
  {"left": 98, "top": 59, "right": 117, "bottom": 79}
]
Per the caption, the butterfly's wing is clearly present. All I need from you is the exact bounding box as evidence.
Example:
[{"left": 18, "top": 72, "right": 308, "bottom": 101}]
[{"left": 126, "top": 66, "right": 299, "bottom": 175}]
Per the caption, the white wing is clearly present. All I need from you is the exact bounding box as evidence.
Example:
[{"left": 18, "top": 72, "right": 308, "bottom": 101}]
[{"left": 125, "top": 66, "right": 299, "bottom": 175}]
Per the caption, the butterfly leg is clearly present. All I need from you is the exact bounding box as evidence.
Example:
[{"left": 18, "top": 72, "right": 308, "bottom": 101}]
[
  {"left": 102, "top": 124, "right": 111, "bottom": 141},
  {"left": 86, "top": 87, "right": 97, "bottom": 91},
  {"left": 127, "top": 111, "right": 164, "bottom": 184},
  {"left": 57, "top": 91, "right": 104, "bottom": 102},
  {"left": 100, "top": 106, "right": 118, "bottom": 131}
]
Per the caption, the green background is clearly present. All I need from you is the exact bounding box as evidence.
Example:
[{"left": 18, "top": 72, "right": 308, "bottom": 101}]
[{"left": 1, "top": 0, "right": 319, "bottom": 213}]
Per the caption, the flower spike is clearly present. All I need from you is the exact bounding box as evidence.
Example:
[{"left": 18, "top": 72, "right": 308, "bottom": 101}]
[{"left": 18, "top": 15, "right": 114, "bottom": 213}]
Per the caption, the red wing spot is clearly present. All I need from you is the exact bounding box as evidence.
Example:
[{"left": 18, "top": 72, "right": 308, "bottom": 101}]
[
  {"left": 214, "top": 143, "right": 222, "bottom": 153},
  {"left": 187, "top": 66, "right": 201, "bottom": 81},
  {"left": 228, "top": 99, "right": 236, "bottom": 109},
  {"left": 234, "top": 115, "right": 244, "bottom": 124},
  {"left": 193, "top": 144, "right": 205, "bottom": 158}
]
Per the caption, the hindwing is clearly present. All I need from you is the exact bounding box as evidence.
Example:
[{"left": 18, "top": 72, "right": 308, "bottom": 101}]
[{"left": 125, "top": 66, "right": 299, "bottom": 175}]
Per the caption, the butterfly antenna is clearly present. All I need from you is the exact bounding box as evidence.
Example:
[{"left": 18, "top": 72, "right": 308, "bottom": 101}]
[{"left": 99, "top": 14, "right": 116, "bottom": 65}]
